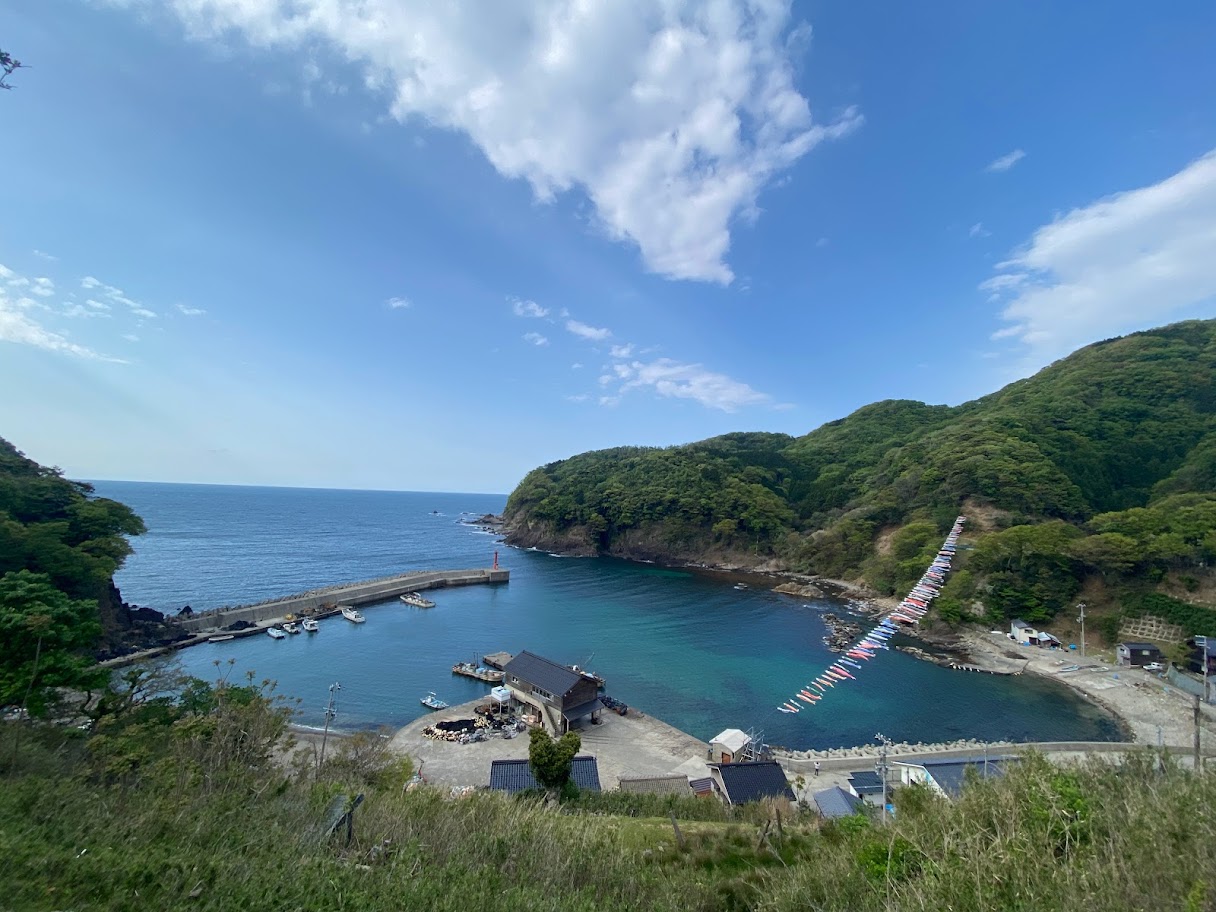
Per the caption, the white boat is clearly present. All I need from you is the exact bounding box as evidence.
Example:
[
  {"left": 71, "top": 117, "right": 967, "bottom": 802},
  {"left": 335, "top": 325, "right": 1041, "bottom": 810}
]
[
  {"left": 399, "top": 591, "right": 436, "bottom": 609},
  {"left": 266, "top": 627, "right": 287, "bottom": 639},
  {"left": 282, "top": 621, "right": 301, "bottom": 635},
  {"left": 420, "top": 692, "right": 448, "bottom": 710},
  {"left": 207, "top": 634, "right": 235, "bottom": 643},
  {"left": 301, "top": 618, "right": 319, "bottom": 633},
  {"left": 340, "top": 606, "right": 366, "bottom": 624}
]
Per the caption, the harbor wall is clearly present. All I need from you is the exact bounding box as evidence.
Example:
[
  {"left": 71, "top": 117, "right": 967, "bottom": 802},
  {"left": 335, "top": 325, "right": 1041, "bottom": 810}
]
[
  {"left": 778, "top": 740, "right": 1153, "bottom": 775},
  {"left": 174, "top": 568, "right": 509, "bottom": 633}
]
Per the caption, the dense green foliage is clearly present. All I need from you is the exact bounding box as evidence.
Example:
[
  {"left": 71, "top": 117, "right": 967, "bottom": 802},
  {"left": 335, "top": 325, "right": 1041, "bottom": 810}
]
[
  {"left": 528, "top": 727, "right": 583, "bottom": 792},
  {"left": 0, "top": 438, "right": 146, "bottom": 711},
  {"left": 506, "top": 320, "right": 1216, "bottom": 622},
  {"left": 3, "top": 688, "right": 1213, "bottom": 912}
]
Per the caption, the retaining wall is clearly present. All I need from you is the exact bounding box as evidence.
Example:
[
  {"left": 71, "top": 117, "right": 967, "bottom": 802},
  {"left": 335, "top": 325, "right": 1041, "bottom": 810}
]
[
  {"left": 174, "top": 568, "right": 509, "bottom": 633},
  {"left": 779, "top": 740, "right": 1150, "bottom": 774}
]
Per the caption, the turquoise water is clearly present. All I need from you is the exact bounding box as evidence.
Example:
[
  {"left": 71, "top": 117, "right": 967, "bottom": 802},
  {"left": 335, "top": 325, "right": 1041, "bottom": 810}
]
[{"left": 97, "top": 481, "right": 1122, "bottom": 749}]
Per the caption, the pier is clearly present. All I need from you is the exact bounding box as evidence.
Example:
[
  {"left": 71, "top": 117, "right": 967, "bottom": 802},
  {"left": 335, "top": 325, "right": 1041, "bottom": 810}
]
[{"left": 172, "top": 567, "right": 509, "bottom": 634}]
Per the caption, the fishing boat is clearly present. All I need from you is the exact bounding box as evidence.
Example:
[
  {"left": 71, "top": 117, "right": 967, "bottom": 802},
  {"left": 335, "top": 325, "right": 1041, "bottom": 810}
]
[
  {"left": 340, "top": 606, "right": 366, "bottom": 624},
  {"left": 420, "top": 692, "right": 448, "bottom": 710},
  {"left": 266, "top": 626, "right": 287, "bottom": 639},
  {"left": 282, "top": 621, "right": 301, "bottom": 635},
  {"left": 207, "top": 634, "right": 235, "bottom": 643},
  {"left": 301, "top": 618, "right": 319, "bottom": 633},
  {"left": 569, "top": 663, "right": 606, "bottom": 689},
  {"left": 399, "top": 591, "right": 436, "bottom": 609},
  {"left": 452, "top": 661, "right": 504, "bottom": 683}
]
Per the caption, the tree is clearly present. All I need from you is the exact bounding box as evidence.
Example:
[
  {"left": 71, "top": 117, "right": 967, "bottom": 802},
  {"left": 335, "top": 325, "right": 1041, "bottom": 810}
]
[
  {"left": 0, "top": 570, "right": 104, "bottom": 715},
  {"left": 528, "top": 727, "right": 582, "bottom": 792},
  {"left": 0, "top": 49, "right": 24, "bottom": 90}
]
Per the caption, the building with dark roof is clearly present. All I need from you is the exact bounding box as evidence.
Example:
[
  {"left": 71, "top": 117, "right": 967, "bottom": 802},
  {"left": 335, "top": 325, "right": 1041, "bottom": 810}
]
[
  {"left": 708, "top": 761, "right": 795, "bottom": 806},
  {"left": 813, "top": 786, "right": 865, "bottom": 819},
  {"left": 618, "top": 774, "right": 692, "bottom": 796},
  {"left": 1117, "top": 642, "right": 1164, "bottom": 667},
  {"left": 502, "top": 650, "right": 604, "bottom": 734},
  {"left": 893, "top": 755, "right": 1018, "bottom": 799},
  {"left": 488, "top": 756, "right": 602, "bottom": 794},
  {"left": 846, "top": 769, "right": 886, "bottom": 805}
]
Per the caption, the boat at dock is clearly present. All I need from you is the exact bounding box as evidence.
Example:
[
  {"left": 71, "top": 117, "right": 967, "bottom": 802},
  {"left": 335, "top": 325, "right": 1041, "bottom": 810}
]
[
  {"left": 399, "top": 591, "right": 436, "bottom": 608},
  {"left": 569, "top": 664, "right": 606, "bottom": 689},
  {"left": 420, "top": 692, "right": 448, "bottom": 710},
  {"left": 301, "top": 618, "right": 319, "bottom": 633},
  {"left": 207, "top": 634, "right": 235, "bottom": 643},
  {"left": 266, "top": 626, "right": 287, "bottom": 639},
  {"left": 452, "top": 661, "right": 504, "bottom": 683},
  {"left": 282, "top": 621, "right": 301, "bottom": 635},
  {"left": 340, "top": 606, "right": 366, "bottom": 624}
]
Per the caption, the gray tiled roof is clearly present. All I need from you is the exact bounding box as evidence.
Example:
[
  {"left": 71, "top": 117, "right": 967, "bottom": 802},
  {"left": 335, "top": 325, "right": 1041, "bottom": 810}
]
[
  {"left": 562, "top": 698, "right": 604, "bottom": 721},
  {"left": 618, "top": 775, "right": 692, "bottom": 795},
  {"left": 488, "top": 756, "right": 602, "bottom": 794},
  {"left": 503, "top": 650, "right": 583, "bottom": 697},
  {"left": 813, "top": 786, "right": 864, "bottom": 819},
  {"left": 898, "top": 755, "right": 1019, "bottom": 798},
  {"left": 710, "top": 761, "right": 796, "bottom": 805}
]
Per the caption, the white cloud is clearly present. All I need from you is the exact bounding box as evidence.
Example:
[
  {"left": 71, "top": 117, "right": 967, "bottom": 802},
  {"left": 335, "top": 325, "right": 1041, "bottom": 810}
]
[
  {"left": 571, "top": 362, "right": 583, "bottom": 369},
  {"left": 81, "top": 275, "right": 157, "bottom": 317},
  {"left": 108, "top": 0, "right": 860, "bottom": 284},
  {"left": 81, "top": 276, "right": 101, "bottom": 289},
  {"left": 31, "top": 277, "right": 56, "bottom": 297},
  {"left": 511, "top": 297, "right": 549, "bottom": 318},
  {"left": 0, "top": 264, "right": 13, "bottom": 280},
  {"left": 523, "top": 331, "right": 549, "bottom": 346},
  {"left": 1, "top": 280, "right": 120, "bottom": 361},
  {"left": 986, "top": 148, "right": 1026, "bottom": 173},
  {"left": 566, "top": 319, "right": 611, "bottom": 341},
  {"left": 985, "top": 148, "right": 1216, "bottom": 358},
  {"left": 969, "top": 222, "right": 991, "bottom": 238},
  {"left": 565, "top": 393, "right": 589, "bottom": 402},
  {"left": 63, "top": 304, "right": 110, "bottom": 319},
  {"left": 176, "top": 303, "right": 206, "bottom": 316},
  {"left": 609, "top": 343, "right": 634, "bottom": 358},
  {"left": 33, "top": 249, "right": 57, "bottom": 261},
  {"left": 122, "top": 333, "right": 140, "bottom": 342},
  {"left": 386, "top": 296, "right": 411, "bottom": 310},
  {"left": 605, "top": 357, "right": 769, "bottom": 411},
  {"left": 86, "top": 299, "right": 112, "bottom": 311}
]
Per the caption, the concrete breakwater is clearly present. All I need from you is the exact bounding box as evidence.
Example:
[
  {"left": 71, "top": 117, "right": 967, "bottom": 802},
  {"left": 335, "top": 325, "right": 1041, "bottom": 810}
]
[
  {"left": 774, "top": 738, "right": 1144, "bottom": 774},
  {"left": 174, "top": 568, "right": 509, "bottom": 634}
]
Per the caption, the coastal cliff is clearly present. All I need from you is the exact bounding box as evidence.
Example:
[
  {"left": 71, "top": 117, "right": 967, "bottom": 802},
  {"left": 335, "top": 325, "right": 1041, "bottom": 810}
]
[{"left": 505, "top": 319, "right": 1216, "bottom": 629}]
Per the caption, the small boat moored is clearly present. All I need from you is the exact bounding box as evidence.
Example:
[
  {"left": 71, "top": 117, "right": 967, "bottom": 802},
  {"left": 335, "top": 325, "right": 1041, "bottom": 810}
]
[
  {"left": 266, "top": 627, "right": 287, "bottom": 639},
  {"left": 301, "top": 618, "right": 320, "bottom": 633},
  {"left": 207, "top": 634, "right": 235, "bottom": 643},
  {"left": 341, "top": 606, "right": 366, "bottom": 624},
  {"left": 282, "top": 621, "right": 301, "bottom": 635},
  {"left": 399, "top": 591, "right": 436, "bottom": 609},
  {"left": 420, "top": 692, "right": 448, "bottom": 710}
]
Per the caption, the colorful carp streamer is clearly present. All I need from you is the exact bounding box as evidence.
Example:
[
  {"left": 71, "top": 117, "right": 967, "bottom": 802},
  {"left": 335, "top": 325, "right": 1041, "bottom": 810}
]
[{"left": 777, "top": 516, "right": 966, "bottom": 714}]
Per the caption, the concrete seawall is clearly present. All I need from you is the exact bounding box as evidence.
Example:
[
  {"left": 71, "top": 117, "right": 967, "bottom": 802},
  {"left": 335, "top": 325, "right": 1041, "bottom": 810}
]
[{"left": 174, "top": 568, "right": 509, "bottom": 633}]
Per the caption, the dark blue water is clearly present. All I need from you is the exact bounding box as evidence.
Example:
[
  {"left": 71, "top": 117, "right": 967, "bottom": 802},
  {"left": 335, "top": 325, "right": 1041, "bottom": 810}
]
[{"left": 96, "top": 481, "right": 1122, "bottom": 749}]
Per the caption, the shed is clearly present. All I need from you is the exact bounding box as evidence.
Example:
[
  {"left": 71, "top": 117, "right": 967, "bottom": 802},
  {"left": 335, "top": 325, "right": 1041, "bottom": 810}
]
[
  {"left": 502, "top": 651, "right": 603, "bottom": 734},
  {"left": 488, "top": 756, "right": 601, "bottom": 794},
  {"left": 618, "top": 775, "right": 692, "bottom": 796},
  {"left": 1117, "top": 642, "right": 1164, "bottom": 667},
  {"left": 813, "top": 786, "right": 865, "bottom": 819},
  {"left": 1010, "top": 619, "right": 1037, "bottom": 645},
  {"left": 708, "top": 761, "right": 795, "bottom": 806},
  {"left": 893, "top": 755, "right": 1018, "bottom": 799},
  {"left": 710, "top": 728, "right": 751, "bottom": 763}
]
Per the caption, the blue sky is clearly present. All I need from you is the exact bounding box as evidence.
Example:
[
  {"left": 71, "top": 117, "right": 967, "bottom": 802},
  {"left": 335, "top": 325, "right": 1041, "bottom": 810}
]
[{"left": 2, "top": 1, "right": 1215, "bottom": 494}]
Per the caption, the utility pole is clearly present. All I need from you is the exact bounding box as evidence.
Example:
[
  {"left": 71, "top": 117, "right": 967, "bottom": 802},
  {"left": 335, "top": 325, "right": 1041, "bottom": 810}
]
[
  {"left": 318, "top": 681, "right": 341, "bottom": 776},
  {"left": 1194, "top": 695, "right": 1202, "bottom": 772},
  {"left": 1077, "top": 602, "right": 1087, "bottom": 660},
  {"left": 875, "top": 732, "right": 892, "bottom": 823}
]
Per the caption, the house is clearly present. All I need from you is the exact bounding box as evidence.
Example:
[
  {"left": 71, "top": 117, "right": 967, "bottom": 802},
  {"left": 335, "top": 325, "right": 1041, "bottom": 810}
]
[
  {"left": 708, "top": 761, "right": 796, "bottom": 806},
  {"left": 488, "top": 756, "right": 602, "bottom": 794},
  {"left": 502, "top": 650, "right": 603, "bottom": 734},
  {"left": 618, "top": 774, "right": 692, "bottom": 796},
  {"left": 1011, "top": 620, "right": 1060, "bottom": 648},
  {"left": 846, "top": 769, "right": 887, "bottom": 805},
  {"left": 709, "top": 728, "right": 752, "bottom": 763},
  {"left": 892, "top": 755, "right": 1018, "bottom": 799},
  {"left": 813, "top": 785, "right": 866, "bottom": 819},
  {"left": 1117, "top": 642, "right": 1165, "bottom": 667},
  {"left": 689, "top": 777, "right": 717, "bottom": 798},
  {"left": 1186, "top": 639, "right": 1216, "bottom": 675}
]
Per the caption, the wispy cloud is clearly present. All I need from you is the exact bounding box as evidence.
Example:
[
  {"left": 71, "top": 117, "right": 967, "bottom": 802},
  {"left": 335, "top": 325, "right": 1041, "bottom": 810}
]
[
  {"left": 566, "top": 319, "right": 611, "bottom": 341},
  {"left": 386, "top": 296, "right": 411, "bottom": 310},
  {"left": 81, "top": 275, "right": 157, "bottom": 318},
  {"left": 609, "top": 343, "right": 634, "bottom": 358},
  {"left": 523, "top": 331, "right": 549, "bottom": 346},
  {"left": 510, "top": 297, "right": 549, "bottom": 318},
  {"left": 969, "top": 222, "right": 991, "bottom": 238},
  {"left": 107, "top": 0, "right": 860, "bottom": 284},
  {"left": 176, "top": 303, "right": 206, "bottom": 316},
  {"left": 32, "top": 249, "right": 57, "bottom": 261},
  {"left": 601, "top": 357, "right": 770, "bottom": 411},
  {"left": 1, "top": 265, "right": 120, "bottom": 361},
  {"left": 984, "top": 147, "right": 1216, "bottom": 360},
  {"left": 986, "top": 148, "right": 1026, "bottom": 173}
]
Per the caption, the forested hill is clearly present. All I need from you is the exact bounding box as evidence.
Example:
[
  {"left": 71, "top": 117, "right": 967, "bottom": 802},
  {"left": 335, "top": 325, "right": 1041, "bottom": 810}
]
[{"left": 505, "top": 319, "right": 1216, "bottom": 625}]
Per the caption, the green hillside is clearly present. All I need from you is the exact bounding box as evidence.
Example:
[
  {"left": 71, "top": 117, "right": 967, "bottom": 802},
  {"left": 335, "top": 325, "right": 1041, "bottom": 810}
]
[{"left": 505, "top": 319, "right": 1216, "bottom": 626}]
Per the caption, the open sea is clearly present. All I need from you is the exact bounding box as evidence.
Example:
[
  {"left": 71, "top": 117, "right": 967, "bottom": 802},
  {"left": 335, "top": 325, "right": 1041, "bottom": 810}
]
[{"left": 95, "top": 481, "right": 1123, "bottom": 750}]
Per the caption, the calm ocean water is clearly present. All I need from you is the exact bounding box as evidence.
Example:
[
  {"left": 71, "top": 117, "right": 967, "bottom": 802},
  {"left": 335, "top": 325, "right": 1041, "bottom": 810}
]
[{"left": 95, "top": 481, "right": 1122, "bottom": 750}]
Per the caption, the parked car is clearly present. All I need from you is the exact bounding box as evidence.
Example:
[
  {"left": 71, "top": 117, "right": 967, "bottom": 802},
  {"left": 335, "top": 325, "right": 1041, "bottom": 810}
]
[{"left": 1143, "top": 662, "right": 1165, "bottom": 673}]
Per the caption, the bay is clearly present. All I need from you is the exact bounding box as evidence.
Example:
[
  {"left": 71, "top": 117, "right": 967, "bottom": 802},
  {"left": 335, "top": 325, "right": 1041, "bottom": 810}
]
[{"left": 97, "top": 481, "right": 1123, "bottom": 750}]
